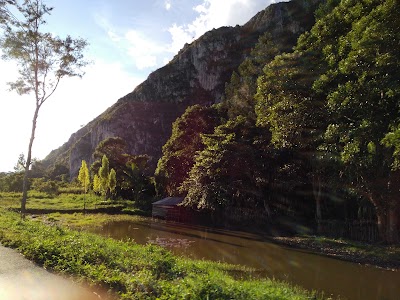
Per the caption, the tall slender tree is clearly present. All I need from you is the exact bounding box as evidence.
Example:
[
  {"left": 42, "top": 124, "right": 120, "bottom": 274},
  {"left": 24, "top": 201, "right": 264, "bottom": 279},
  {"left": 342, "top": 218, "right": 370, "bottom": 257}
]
[
  {"left": 77, "top": 160, "right": 90, "bottom": 212},
  {"left": 0, "top": 0, "right": 88, "bottom": 214},
  {"left": 99, "top": 155, "right": 109, "bottom": 198},
  {"left": 108, "top": 168, "right": 116, "bottom": 198}
]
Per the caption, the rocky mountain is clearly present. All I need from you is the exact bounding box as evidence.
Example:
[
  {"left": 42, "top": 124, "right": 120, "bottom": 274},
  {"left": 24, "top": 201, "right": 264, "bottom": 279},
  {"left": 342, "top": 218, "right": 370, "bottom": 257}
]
[{"left": 43, "top": 0, "right": 322, "bottom": 178}]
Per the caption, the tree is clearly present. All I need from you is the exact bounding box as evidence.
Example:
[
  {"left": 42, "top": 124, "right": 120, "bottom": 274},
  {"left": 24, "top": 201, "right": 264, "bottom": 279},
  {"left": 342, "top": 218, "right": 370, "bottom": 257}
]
[
  {"left": 255, "top": 50, "right": 328, "bottom": 223},
  {"left": 155, "top": 104, "right": 222, "bottom": 196},
  {"left": 93, "top": 174, "right": 101, "bottom": 195},
  {"left": 223, "top": 32, "right": 281, "bottom": 120},
  {"left": 180, "top": 116, "right": 290, "bottom": 223},
  {"left": 91, "top": 137, "right": 144, "bottom": 198},
  {"left": 47, "top": 164, "right": 69, "bottom": 181},
  {"left": 108, "top": 168, "right": 116, "bottom": 198},
  {"left": 314, "top": 0, "right": 400, "bottom": 242},
  {"left": 0, "top": 0, "right": 88, "bottom": 214},
  {"left": 254, "top": 0, "right": 400, "bottom": 242},
  {"left": 14, "top": 153, "right": 26, "bottom": 173},
  {"left": 124, "top": 162, "right": 146, "bottom": 201},
  {"left": 98, "top": 155, "right": 110, "bottom": 199},
  {"left": 77, "top": 160, "right": 90, "bottom": 212},
  {"left": 0, "top": 1, "right": 15, "bottom": 24}
]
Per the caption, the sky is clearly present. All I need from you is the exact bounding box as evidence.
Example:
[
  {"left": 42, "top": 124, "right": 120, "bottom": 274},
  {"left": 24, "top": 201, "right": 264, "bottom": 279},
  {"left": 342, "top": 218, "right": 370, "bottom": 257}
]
[{"left": 0, "top": 0, "right": 283, "bottom": 172}]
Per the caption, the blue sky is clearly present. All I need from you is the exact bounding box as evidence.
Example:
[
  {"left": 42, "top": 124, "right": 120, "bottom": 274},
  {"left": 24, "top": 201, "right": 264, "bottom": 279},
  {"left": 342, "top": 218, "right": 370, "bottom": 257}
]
[{"left": 0, "top": 0, "right": 282, "bottom": 172}]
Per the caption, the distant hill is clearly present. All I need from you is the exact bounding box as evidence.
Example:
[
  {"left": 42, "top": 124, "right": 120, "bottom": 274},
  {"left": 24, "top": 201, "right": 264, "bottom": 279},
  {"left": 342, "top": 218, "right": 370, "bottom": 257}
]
[{"left": 42, "top": 0, "right": 322, "bottom": 178}]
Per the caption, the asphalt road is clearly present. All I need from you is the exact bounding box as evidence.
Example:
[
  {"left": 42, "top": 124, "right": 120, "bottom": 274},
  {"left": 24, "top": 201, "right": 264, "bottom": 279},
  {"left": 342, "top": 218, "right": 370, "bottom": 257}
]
[{"left": 0, "top": 244, "right": 107, "bottom": 300}]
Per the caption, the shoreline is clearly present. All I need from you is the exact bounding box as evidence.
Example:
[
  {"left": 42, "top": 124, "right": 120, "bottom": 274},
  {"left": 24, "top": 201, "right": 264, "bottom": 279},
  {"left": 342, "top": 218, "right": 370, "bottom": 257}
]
[
  {"left": 40, "top": 211, "right": 400, "bottom": 272},
  {"left": 268, "top": 236, "right": 400, "bottom": 271}
]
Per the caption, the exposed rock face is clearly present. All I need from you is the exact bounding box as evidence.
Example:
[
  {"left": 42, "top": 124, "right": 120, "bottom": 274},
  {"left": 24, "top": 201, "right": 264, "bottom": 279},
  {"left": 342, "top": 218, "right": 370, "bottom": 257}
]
[{"left": 43, "top": 0, "right": 322, "bottom": 178}]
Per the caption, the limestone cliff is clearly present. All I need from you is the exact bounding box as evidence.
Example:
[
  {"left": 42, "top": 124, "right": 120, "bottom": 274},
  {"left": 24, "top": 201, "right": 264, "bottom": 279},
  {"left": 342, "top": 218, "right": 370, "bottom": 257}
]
[{"left": 43, "top": 0, "right": 322, "bottom": 178}]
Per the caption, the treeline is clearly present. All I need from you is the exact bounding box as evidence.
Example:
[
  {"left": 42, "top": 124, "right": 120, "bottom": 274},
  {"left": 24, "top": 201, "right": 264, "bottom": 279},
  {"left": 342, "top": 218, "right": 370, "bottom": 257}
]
[
  {"left": 155, "top": 0, "right": 400, "bottom": 243},
  {"left": 0, "top": 138, "right": 156, "bottom": 209}
]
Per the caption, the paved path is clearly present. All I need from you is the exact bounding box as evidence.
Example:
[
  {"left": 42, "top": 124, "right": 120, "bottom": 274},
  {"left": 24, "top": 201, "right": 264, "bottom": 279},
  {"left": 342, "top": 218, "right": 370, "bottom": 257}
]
[{"left": 0, "top": 244, "right": 107, "bottom": 300}]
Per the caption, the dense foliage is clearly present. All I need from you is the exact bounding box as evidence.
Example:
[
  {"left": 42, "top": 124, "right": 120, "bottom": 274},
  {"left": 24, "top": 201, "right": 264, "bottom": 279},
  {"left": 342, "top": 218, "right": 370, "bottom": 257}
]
[
  {"left": 90, "top": 137, "right": 155, "bottom": 204},
  {"left": 156, "top": 0, "right": 400, "bottom": 243},
  {"left": 155, "top": 105, "right": 222, "bottom": 197}
]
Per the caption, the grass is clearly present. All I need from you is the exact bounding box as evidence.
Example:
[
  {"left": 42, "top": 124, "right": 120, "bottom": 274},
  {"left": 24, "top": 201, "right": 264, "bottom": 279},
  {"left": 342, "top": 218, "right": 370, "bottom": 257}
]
[
  {"left": 273, "top": 235, "right": 400, "bottom": 269},
  {"left": 304, "top": 235, "right": 400, "bottom": 264},
  {"left": 0, "top": 209, "right": 323, "bottom": 300},
  {"left": 0, "top": 191, "right": 101, "bottom": 210},
  {"left": 0, "top": 192, "right": 139, "bottom": 213},
  {"left": 40, "top": 212, "right": 144, "bottom": 229}
]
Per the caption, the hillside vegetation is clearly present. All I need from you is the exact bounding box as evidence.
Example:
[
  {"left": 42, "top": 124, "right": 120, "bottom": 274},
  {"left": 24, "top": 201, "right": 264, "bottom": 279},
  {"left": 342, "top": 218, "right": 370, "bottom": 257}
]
[{"left": 156, "top": 0, "right": 400, "bottom": 243}]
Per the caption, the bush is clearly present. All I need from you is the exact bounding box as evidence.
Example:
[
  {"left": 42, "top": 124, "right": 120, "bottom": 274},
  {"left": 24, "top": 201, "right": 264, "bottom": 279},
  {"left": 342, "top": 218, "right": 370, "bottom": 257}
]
[{"left": 31, "top": 178, "right": 60, "bottom": 196}]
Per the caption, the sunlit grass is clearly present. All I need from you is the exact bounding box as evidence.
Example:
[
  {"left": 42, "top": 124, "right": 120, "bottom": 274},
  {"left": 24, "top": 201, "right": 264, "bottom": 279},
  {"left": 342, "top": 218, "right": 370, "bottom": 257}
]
[
  {"left": 0, "top": 191, "right": 115, "bottom": 210},
  {"left": 41, "top": 213, "right": 144, "bottom": 229}
]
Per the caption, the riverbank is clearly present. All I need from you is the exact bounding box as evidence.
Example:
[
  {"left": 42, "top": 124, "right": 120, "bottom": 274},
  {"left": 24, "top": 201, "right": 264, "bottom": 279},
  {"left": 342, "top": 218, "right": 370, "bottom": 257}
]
[
  {"left": 270, "top": 236, "right": 400, "bottom": 271},
  {"left": 0, "top": 209, "right": 323, "bottom": 300},
  {"left": 36, "top": 211, "right": 400, "bottom": 271}
]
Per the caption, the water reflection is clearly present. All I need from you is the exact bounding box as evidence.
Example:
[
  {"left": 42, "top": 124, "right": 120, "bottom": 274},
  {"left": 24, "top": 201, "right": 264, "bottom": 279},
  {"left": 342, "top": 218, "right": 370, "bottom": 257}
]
[{"left": 93, "top": 218, "right": 400, "bottom": 300}]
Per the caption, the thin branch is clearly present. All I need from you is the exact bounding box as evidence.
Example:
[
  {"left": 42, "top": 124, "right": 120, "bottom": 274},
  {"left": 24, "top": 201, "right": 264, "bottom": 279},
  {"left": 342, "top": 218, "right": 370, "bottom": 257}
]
[{"left": 41, "top": 75, "right": 59, "bottom": 105}]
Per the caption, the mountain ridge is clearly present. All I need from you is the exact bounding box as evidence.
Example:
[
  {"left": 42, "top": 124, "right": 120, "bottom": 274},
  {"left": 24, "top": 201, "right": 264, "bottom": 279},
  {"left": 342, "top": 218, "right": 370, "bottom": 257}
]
[{"left": 42, "top": 0, "right": 322, "bottom": 178}]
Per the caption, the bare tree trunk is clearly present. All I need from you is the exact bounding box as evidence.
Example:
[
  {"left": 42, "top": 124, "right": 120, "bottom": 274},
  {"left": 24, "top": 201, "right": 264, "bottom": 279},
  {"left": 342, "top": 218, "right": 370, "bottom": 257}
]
[
  {"left": 376, "top": 209, "right": 387, "bottom": 242},
  {"left": 387, "top": 207, "right": 400, "bottom": 244},
  {"left": 312, "top": 174, "right": 323, "bottom": 232},
  {"left": 263, "top": 196, "right": 272, "bottom": 220},
  {"left": 376, "top": 206, "right": 400, "bottom": 244},
  {"left": 21, "top": 105, "right": 40, "bottom": 216}
]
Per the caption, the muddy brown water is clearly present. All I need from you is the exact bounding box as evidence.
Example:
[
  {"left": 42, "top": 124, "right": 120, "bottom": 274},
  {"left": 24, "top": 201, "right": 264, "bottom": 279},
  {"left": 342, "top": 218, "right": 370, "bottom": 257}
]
[
  {"left": 0, "top": 244, "right": 111, "bottom": 300},
  {"left": 92, "top": 218, "right": 400, "bottom": 300}
]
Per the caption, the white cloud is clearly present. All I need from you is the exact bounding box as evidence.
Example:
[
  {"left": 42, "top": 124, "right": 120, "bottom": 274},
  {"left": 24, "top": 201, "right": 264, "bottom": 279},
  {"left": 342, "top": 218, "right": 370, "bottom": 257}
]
[
  {"left": 165, "top": 0, "right": 172, "bottom": 11},
  {"left": 166, "top": 0, "right": 274, "bottom": 52},
  {"left": 167, "top": 23, "right": 193, "bottom": 54},
  {"left": 94, "top": 13, "right": 121, "bottom": 42},
  {"left": 125, "top": 30, "right": 165, "bottom": 70}
]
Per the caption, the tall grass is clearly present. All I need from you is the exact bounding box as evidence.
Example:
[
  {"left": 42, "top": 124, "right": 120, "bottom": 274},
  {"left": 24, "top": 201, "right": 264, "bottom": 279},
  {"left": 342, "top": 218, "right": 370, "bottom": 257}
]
[{"left": 0, "top": 192, "right": 105, "bottom": 210}]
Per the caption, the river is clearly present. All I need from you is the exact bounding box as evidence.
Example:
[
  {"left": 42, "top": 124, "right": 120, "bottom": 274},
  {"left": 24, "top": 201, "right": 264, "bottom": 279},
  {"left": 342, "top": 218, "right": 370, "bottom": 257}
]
[{"left": 92, "top": 217, "right": 400, "bottom": 300}]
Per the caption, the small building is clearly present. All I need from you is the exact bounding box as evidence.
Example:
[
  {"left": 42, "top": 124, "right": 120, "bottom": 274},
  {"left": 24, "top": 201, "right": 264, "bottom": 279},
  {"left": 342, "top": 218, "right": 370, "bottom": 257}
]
[{"left": 152, "top": 197, "right": 191, "bottom": 222}]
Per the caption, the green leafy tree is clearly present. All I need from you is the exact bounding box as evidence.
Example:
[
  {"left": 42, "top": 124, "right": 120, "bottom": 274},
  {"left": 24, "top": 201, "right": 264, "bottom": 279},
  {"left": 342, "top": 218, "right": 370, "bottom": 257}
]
[
  {"left": 155, "top": 104, "right": 222, "bottom": 196},
  {"left": 255, "top": 49, "right": 328, "bottom": 222},
  {"left": 91, "top": 137, "right": 144, "bottom": 197},
  {"left": 98, "top": 155, "right": 110, "bottom": 199},
  {"left": 108, "top": 168, "right": 116, "bottom": 198},
  {"left": 92, "top": 137, "right": 130, "bottom": 171},
  {"left": 77, "top": 160, "right": 90, "bottom": 211},
  {"left": 0, "top": 172, "right": 25, "bottom": 192},
  {"left": 255, "top": 0, "right": 400, "bottom": 242},
  {"left": 314, "top": 0, "right": 400, "bottom": 242},
  {"left": 93, "top": 174, "right": 101, "bottom": 195},
  {"left": 0, "top": 0, "right": 88, "bottom": 214},
  {"left": 47, "top": 164, "right": 69, "bottom": 181},
  {"left": 181, "top": 117, "right": 291, "bottom": 222},
  {"left": 223, "top": 32, "right": 281, "bottom": 120},
  {"left": 31, "top": 178, "right": 58, "bottom": 196}
]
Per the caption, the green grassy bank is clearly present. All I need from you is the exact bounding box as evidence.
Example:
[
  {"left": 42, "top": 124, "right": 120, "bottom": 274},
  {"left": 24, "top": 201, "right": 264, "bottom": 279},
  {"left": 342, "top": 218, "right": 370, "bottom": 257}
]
[{"left": 0, "top": 209, "right": 321, "bottom": 300}]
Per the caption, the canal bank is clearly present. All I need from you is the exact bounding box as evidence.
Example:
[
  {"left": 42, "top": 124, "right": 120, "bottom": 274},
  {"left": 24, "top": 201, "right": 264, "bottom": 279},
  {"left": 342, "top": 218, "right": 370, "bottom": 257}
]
[
  {"left": 270, "top": 236, "right": 400, "bottom": 271},
  {"left": 92, "top": 217, "right": 400, "bottom": 300}
]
